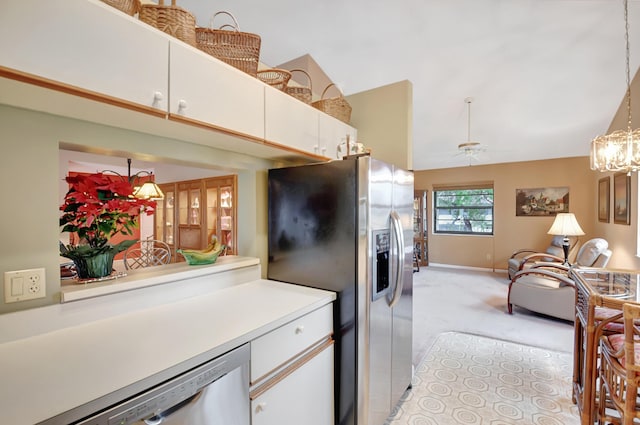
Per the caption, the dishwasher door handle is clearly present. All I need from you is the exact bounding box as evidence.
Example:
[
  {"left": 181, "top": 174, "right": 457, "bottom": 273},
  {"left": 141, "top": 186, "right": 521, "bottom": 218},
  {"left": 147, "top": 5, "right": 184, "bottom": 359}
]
[{"left": 143, "top": 391, "right": 203, "bottom": 424}]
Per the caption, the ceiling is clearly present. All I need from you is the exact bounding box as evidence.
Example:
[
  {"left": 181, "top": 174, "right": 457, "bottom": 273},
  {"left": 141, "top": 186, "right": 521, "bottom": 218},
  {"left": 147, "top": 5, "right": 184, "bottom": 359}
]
[{"left": 178, "top": 0, "right": 640, "bottom": 170}]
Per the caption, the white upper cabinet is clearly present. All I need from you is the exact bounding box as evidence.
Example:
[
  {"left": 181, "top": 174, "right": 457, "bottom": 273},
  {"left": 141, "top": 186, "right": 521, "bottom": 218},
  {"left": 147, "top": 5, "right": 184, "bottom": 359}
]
[
  {"left": 319, "top": 113, "right": 358, "bottom": 160},
  {"left": 265, "top": 87, "right": 358, "bottom": 158},
  {"left": 0, "top": 0, "right": 357, "bottom": 161},
  {"left": 0, "top": 0, "right": 169, "bottom": 112},
  {"left": 169, "top": 41, "right": 265, "bottom": 140},
  {"left": 264, "top": 87, "right": 320, "bottom": 154}
]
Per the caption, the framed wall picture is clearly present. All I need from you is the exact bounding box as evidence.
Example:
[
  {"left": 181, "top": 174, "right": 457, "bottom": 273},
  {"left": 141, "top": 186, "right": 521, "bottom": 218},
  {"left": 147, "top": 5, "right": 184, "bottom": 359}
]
[
  {"left": 613, "top": 172, "right": 631, "bottom": 225},
  {"left": 598, "top": 176, "right": 610, "bottom": 223},
  {"left": 515, "top": 187, "right": 569, "bottom": 216}
]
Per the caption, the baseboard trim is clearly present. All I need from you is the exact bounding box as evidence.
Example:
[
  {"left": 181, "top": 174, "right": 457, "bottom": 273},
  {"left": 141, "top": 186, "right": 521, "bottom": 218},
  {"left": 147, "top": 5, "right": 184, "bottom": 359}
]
[{"left": 427, "top": 263, "right": 508, "bottom": 275}]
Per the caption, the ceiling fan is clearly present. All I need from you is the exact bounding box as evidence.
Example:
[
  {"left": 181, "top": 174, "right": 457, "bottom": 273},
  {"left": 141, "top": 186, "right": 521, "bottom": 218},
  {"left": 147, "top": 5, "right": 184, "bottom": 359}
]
[{"left": 456, "top": 97, "right": 487, "bottom": 164}]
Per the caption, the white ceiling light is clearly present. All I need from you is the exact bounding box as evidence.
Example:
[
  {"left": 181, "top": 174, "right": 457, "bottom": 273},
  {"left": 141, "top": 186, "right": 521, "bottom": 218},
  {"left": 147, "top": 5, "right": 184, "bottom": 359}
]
[{"left": 590, "top": 0, "right": 640, "bottom": 175}]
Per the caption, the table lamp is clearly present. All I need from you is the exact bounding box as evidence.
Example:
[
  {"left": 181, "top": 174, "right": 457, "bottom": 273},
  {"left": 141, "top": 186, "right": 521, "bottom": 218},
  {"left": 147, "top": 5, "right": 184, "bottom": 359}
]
[{"left": 547, "top": 212, "right": 585, "bottom": 265}]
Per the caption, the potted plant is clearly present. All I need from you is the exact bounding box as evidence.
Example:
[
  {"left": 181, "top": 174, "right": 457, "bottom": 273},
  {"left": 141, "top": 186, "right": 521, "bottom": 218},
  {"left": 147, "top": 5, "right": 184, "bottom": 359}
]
[{"left": 59, "top": 173, "right": 157, "bottom": 279}]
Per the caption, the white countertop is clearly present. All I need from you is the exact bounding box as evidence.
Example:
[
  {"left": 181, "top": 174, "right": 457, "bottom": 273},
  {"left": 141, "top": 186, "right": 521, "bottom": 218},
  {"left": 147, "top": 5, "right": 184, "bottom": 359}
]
[{"left": 0, "top": 258, "right": 335, "bottom": 425}]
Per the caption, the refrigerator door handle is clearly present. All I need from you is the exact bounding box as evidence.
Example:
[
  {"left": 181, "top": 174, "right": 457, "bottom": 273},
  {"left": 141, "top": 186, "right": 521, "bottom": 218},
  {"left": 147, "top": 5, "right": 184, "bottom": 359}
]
[{"left": 389, "top": 211, "right": 405, "bottom": 308}]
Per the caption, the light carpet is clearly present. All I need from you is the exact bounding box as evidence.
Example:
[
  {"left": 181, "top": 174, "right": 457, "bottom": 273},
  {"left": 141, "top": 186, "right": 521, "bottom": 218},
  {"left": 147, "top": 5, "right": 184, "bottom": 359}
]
[
  {"left": 411, "top": 266, "right": 575, "bottom": 366},
  {"left": 386, "top": 332, "right": 579, "bottom": 425}
]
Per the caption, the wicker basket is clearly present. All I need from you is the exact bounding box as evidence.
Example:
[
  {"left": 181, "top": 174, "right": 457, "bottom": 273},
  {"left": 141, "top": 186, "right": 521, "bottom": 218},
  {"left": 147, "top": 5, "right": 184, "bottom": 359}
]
[
  {"left": 195, "top": 11, "right": 261, "bottom": 77},
  {"left": 257, "top": 69, "right": 292, "bottom": 91},
  {"left": 312, "top": 83, "right": 352, "bottom": 124},
  {"left": 139, "top": 0, "right": 196, "bottom": 47},
  {"left": 284, "top": 69, "right": 313, "bottom": 104},
  {"left": 101, "top": 0, "right": 140, "bottom": 16}
]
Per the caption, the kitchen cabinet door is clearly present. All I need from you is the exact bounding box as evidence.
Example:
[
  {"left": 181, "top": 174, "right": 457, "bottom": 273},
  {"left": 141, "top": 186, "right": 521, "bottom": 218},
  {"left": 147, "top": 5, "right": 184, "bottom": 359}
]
[
  {"left": 0, "top": 0, "right": 169, "bottom": 112},
  {"left": 177, "top": 180, "right": 203, "bottom": 252},
  {"left": 205, "top": 175, "right": 237, "bottom": 255},
  {"left": 169, "top": 41, "right": 265, "bottom": 140},
  {"left": 264, "top": 87, "right": 320, "bottom": 155},
  {"left": 154, "top": 184, "right": 177, "bottom": 261},
  {"left": 251, "top": 343, "right": 334, "bottom": 425},
  {"left": 251, "top": 304, "right": 334, "bottom": 425},
  {"left": 318, "top": 113, "right": 358, "bottom": 160}
]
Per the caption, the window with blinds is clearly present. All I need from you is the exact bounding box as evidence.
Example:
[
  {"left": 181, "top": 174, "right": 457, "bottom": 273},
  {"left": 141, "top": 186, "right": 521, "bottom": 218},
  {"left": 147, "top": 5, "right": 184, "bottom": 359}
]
[{"left": 433, "top": 183, "right": 494, "bottom": 235}]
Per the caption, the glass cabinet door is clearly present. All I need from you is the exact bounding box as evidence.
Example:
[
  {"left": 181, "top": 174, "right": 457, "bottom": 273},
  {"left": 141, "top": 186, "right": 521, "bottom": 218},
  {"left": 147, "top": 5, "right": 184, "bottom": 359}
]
[
  {"left": 220, "top": 185, "right": 233, "bottom": 253},
  {"left": 177, "top": 181, "right": 203, "bottom": 251},
  {"left": 178, "top": 189, "right": 188, "bottom": 226},
  {"left": 189, "top": 189, "right": 200, "bottom": 225},
  {"left": 155, "top": 198, "right": 165, "bottom": 242},
  {"left": 413, "top": 190, "right": 428, "bottom": 266},
  {"left": 204, "top": 175, "right": 237, "bottom": 255},
  {"left": 165, "top": 189, "right": 175, "bottom": 245},
  {"left": 206, "top": 186, "right": 218, "bottom": 245},
  {"left": 153, "top": 184, "right": 176, "bottom": 262}
]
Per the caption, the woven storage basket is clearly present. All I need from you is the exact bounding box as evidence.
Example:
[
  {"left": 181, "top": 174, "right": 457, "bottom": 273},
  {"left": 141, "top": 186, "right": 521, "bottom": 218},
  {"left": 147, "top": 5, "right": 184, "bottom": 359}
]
[
  {"left": 284, "top": 69, "right": 313, "bottom": 104},
  {"left": 312, "top": 83, "right": 352, "bottom": 124},
  {"left": 257, "top": 69, "right": 292, "bottom": 91},
  {"left": 195, "top": 11, "right": 261, "bottom": 77},
  {"left": 139, "top": 0, "right": 196, "bottom": 47},
  {"left": 101, "top": 0, "right": 140, "bottom": 16}
]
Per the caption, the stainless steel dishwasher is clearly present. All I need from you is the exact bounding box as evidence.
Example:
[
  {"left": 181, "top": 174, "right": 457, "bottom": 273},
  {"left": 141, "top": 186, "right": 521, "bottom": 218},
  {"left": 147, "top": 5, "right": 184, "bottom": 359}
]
[{"left": 75, "top": 344, "right": 250, "bottom": 425}]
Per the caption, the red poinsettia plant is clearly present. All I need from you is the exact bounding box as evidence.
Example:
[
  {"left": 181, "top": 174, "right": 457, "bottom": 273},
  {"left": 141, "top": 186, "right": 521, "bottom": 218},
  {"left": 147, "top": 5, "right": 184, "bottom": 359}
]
[{"left": 59, "top": 173, "right": 157, "bottom": 259}]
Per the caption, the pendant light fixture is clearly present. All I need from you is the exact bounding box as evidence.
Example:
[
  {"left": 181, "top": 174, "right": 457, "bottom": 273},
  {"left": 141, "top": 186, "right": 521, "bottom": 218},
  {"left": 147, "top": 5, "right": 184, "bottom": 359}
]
[
  {"left": 458, "top": 97, "right": 485, "bottom": 161},
  {"left": 103, "top": 158, "right": 165, "bottom": 200},
  {"left": 590, "top": 0, "right": 640, "bottom": 174}
]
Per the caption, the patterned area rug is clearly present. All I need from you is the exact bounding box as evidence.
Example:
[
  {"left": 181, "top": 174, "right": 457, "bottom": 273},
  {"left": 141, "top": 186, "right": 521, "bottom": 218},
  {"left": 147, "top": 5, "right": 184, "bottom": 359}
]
[{"left": 386, "top": 332, "right": 579, "bottom": 425}]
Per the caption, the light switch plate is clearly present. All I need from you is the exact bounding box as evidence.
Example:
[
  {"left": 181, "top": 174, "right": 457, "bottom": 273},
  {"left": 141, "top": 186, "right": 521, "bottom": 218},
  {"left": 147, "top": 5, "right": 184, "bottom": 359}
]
[{"left": 4, "top": 268, "right": 46, "bottom": 303}]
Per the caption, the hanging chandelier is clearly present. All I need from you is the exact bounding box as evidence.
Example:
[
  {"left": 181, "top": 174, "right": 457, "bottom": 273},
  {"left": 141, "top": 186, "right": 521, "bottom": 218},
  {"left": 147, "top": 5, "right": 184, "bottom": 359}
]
[{"left": 590, "top": 0, "right": 640, "bottom": 174}]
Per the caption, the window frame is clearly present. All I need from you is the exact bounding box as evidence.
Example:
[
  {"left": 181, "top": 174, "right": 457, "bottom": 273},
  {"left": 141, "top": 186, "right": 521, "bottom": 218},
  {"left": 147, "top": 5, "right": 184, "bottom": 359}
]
[{"left": 433, "top": 184, "right": 494, "bottom": 236}]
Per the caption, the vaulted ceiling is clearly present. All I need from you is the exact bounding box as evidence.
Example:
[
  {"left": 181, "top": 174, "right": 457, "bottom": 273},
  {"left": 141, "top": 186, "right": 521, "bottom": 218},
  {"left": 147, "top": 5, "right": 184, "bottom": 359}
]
[{"left": 180, "top": 0, "right": 640, "bottom": 170}]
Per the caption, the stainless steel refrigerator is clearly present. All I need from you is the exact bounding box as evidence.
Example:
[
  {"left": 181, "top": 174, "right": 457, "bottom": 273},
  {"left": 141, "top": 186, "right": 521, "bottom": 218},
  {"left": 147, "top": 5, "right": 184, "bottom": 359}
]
[{"left": 267, "top": 156, "right": 413, "bottom": 425}]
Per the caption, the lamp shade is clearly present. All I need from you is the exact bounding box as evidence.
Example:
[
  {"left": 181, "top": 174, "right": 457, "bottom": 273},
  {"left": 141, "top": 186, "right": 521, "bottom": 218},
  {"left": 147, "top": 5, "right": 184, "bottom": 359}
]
[
  {"left": 547, "top": 213, "right": 585, "bottom": 236},
  {"left": 133, "top": 181, "right": 164, "bottom": 200}
]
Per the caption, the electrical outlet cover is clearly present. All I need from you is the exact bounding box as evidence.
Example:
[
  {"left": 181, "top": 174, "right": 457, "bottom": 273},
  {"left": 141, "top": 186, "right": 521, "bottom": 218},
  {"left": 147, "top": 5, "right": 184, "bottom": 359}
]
[{"left": 4, "top": 268, "right": 46, "bottom": 303}]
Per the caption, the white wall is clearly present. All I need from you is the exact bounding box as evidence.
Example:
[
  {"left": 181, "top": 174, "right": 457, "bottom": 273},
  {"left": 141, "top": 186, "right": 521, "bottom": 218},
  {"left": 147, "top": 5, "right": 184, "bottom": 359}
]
[{"left": 0, "top": 105, "right": 274, "bottom": 314}]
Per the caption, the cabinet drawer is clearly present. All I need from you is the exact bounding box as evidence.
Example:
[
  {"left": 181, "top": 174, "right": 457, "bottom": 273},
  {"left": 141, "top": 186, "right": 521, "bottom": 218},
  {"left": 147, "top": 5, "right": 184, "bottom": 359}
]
[
  {"left": 251, "top": 303, "right": 333, "bottom": 383},
  {"left": 251, "top": 343, "right": 334, "bottom": 425}
]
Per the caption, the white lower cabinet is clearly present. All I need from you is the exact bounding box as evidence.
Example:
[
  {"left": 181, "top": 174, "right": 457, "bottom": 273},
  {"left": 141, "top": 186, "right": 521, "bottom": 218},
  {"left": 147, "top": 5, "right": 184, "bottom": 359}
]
[
  {"left": 251, "top": 343, "right": 334, "bottom": 425},
  {"left": 250, "top": 303, "right": 334, "bottom": 425}
]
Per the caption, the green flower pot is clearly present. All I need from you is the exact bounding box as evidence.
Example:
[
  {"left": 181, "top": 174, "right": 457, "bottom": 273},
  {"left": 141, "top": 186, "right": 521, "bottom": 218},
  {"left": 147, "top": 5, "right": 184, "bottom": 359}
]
[
  {"left": 72, "top": 250, "right": 116, "bottom": 279},
  {"left": 60, "top": 240, "right": 136, "bottom": 280}
]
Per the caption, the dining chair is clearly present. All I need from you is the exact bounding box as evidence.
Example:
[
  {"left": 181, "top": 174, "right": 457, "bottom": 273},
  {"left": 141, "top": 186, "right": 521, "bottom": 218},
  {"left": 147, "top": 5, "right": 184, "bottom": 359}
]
[
  {"left": 598, "top": 302, "right": 640, "bottom": 425},
  {"left": 123, "top": 239, "right": 172, "bottom": 270}
]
